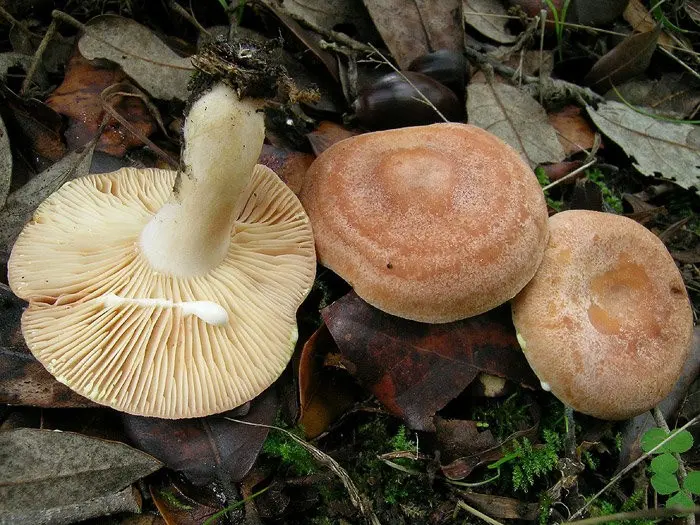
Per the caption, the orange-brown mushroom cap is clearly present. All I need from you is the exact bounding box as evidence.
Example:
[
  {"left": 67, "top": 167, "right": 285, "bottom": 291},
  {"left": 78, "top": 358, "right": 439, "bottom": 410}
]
[
  {"left": 299, "top": 123, "right": 549, "bottom": 323},
  {"left": 8, "top": 165, "right": 316, "bottom": 418},
  {"left": 512, "top": 210, "right": 693, "bottom": 420}
]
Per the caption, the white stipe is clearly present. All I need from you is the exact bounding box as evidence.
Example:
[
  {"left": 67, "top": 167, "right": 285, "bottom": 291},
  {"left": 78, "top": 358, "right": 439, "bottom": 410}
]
[{"left": 101, "top": 293, "right": 229, "bottom": 326}]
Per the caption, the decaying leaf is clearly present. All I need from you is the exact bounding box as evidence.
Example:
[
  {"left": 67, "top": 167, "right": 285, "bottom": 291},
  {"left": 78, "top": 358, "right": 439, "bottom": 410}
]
[
  {"left": 457, "top": 491, "right": 540, "bottom": 521},
  {"left": 123, "top": 387, "right": 278, "bottom": 486},
  {"left": 435, "top": 418, "right": 497, "bottom": 464},
  {"left": 0, "top": 143, "right": 95, "bottom": 265},
  {"left": 46, "top": 54, "right": 157, "bottom": 156},
  {"left": 686, "top": 0, "right": 700, "bottom": 25},
  {"left": 362, "top": 0, "right": 431, "bottom": 69},
  {"left": 0, "top": 114, "right": 10, "bottom": 207},
  {"left": 0, "top": 52, "right": 32, "bottom": 82},
  {"left": 569, "top": 0, "right": 630, "bottom": 26},
  {"left": 607, "top": 74, "right": 700, "bottom": 119},
  {"left": 414, "top": 0, "right": 464, "bottom": 52},
  {"left": 584, "top": 27, "right": 661, "bottom": 93},
  {"left": 586, "top": 101, "right": 700, "bottom": 190},
  {"left": 463, "top": 0, "right": 517, "bottom": 44},
  {"left": 467, "top": 81, "right": 565, "bottom": 167},
  {"left": 151, "top": 483, "right": 221, "bottom": 525},
  {"left": 623, "top": 0, "right": 675, "bottom": 50},
  {"left": 78, "top": 15, "right": 193, "bottom": 101},
  {"left": 322, "top": 292, "right": 538, "bottom": 431},
  {"left": 306, "top": 121, "right": 358, "bottom": 156},
  {"left": 0, "top": 284, "right": 97, "bottom": 408},
  {"left": 299, "top": 324, "right": 358, "bottom": 438},
  {"left": 258, "top": 144, "right": 314, "bottom": 196},
  {"left": 282, "top": 0, "right": 379, "bottom": 43},
  {"left": 547, "top": 105, "right": 598, "bottom": 156},
  {"left": 0, "top": 84, "right": 66, "bottom": 162},
  {"left": 0, "top": 428, "right": 161, "bottom": 523}
]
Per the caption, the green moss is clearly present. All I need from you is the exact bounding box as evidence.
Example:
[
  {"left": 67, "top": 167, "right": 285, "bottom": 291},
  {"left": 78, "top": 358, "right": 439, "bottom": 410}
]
[
  {"left": 588, "top": 489, "right": 654, "bottom": 525},
  {"left": 262, "top": 425, "right": 317, "bottom": 476},
  {"left": 157, "top": 488, "right": 193, "bottom": 510},
  {"left": 535, "top": 167, "right": 564, "bottom": 211},
  {"left": 586, "top": 169, "right": 623, "bottom": 213},
  {"left": 472, "top": 390, "right": 533, "bottom": 441},
  {"left": 509, "top": 429, "right": 563, "bottom": 492}
]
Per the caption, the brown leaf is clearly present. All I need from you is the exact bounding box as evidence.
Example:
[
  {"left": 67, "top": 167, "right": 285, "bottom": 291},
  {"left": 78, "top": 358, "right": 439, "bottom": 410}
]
[
  {"left": 362, "top": 0, "right": 431, "bottom": 69},
  {"left": 321, "top": 292, "right": 538, "bottom": 431},
  {"left": 306, "top": 121, "right": 358, "bottom": 156},
  {"left": 282, "top": 0, "right": 380, "bottom": 43},
  {"left": 607, "top": 74, "right": 700, "bottom": 120},
  {"left": 618, "top": 326, "right": 700, "bottom": 469},
  {"left": 298, "top": 324, "right": 358, "bottom": 438},
  {"left": 584, "top": 27, "right": 661, "bottom": 93},
  {"left": 435, "top": 418, "right": 497, "bottom": 464},
  {"left": 464, "top": 0, "right": 518, "bottom": 44},
  {"left": 458, "top": 491, "right": 540, "bottom": 521},
  {"left": 258, "top": 144, "right": 314, "bottom": 196},
  {"left": 569, "top": 0, "right": 630, "bottom": 26},
  {"left": 0, "top": 83, "right": 66, "bottom": 162},
  {"left": 122, "top": 387, "right": 279, "bottom": 486},
  {"left": 0, "top": 428, "right": 161, "bottom": 522},
  {"left": 0, "top": 283, "right": 97, "bottom": 408},
  {"left": 415, "top": 0, "right": 464, "bottom": 52},
  {"left": 547, "top": 105, "right": 598, "bottom": 156},
  {"left": 623, "top": 0, "right": 675, "bottom": 49},
  {"left": 46, "top": 54, "right": 157, "bottom": 156},
  {"left": 151, "top": 483, "right": 221, "bottom": 525},
  {"left": 686, "top": 0, "right": 700, "bottom": 25}
]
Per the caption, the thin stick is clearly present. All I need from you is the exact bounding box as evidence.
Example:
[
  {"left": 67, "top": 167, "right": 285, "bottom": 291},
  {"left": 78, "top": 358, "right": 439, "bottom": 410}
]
[
  {"left": 567, "top": 505, "right": 700, "bottom": 525},
  {"left": 0, "top": 4, "right": 37, "bottom": 37},
  {"left": 455, "top": 500, "right": 505, "bottom": 525},
  {"left": 168, "top": 1, "right": 211, "bottom": 37},
  {"left": 367, "top": 44, "right": 449, "bottom": 122},
  {"left": 20, "top": 19, "right": 58, "bottom": 94},
  {"left": 567, "top": 414, "right": 700, "bottom": 521},
  {"left": 542, "top": 159, "right": 596, "bottom": 191}
]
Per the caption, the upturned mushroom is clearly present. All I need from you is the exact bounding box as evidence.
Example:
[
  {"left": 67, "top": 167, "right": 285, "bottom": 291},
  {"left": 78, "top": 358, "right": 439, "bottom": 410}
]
[
  {"left": 299, "top": 123, "right": 549, "bottom": 323},
  {"left": 512, "top": 210, "right": 693, "bottom": 420},
  {"left": 8, "top": 83, "right": 316, "bottom": 418}
]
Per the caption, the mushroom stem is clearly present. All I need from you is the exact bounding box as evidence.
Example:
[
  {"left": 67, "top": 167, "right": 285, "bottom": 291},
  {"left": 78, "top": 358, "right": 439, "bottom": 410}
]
[{"left": 140, "top": 83, "right": 265, "bottom": 276}]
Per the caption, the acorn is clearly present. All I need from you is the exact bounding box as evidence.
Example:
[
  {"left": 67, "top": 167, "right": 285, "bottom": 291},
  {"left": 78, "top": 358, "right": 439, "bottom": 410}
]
[
  {"left": 352, "top": 71, "right": 463, "bottom": 131},
  {"left": 408, "top": 49, "right": 468, "bottom": 99}
]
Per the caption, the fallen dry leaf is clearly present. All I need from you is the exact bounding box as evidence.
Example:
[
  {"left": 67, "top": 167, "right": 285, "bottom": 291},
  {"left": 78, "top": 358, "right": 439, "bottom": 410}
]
[
  {"left": 0, "top": 84, "right": 66, "bottom": 162},
  {"left": 547, "top": 105, "right": 598, "bottom": 156},
  {"left": 362, "top": 0, "right": 431, "bottom": 69},
  {"left": 607, "top": 73, "right": 700, "bottom": 119},
  {"left": 457, "top": 491, "right": 540, "bottom": 521},
  {"left": 623, "top": 0, "right": 675, "bottom": 50},
  {"left": 299, "top": 324, "right": 358, "bottom": 438},
  {"left": 569, "top": 0, "right": 630, "bottom": 26},
  {"left": 0, "top": 114, "right": 10, "bottom": 207},
  {"left": 151, "top": 483, "right": 221, "bottom": 525},
  {"left": 282, "top": 0, "right": 379, "bottom": 43},
  {"left": 686, "top": 0, "right": 700, "bottom": 25},
  {"left": 467, "top": 81, "right": 565, "bottom": 167},
  {"left": 0, "top": 428, "right": 161, "bottom": 522},
  {"left": 258, "top": 144, "right": 315, "bottom": 196},
  {"left": 415, "top": 0, "right": 464, "bottom": 52},
  {"left": 123, "top": 386, "right": 278, "bottom": 486},
  {"left": 584, "top": 27, "right": 661, "bottom": 93},
  {"left": 586, "top": 100, "right": 700, "bottom": 190},
  {"left": 463, "top": 0, "right": 517, "bottom": 44},
  {"left": 0, "top": 52, "right": 32, "bottom": 83},
  {"left": 321, "top": 292, "right": 538, "bottom": 431},
  {"left": 0, "top": 143, "right": 95, "bottom": 266},
  {"left": 0, "top": 283, "right": 97, "bottom": 408},
  {"left": 306, "top": 121, "right": 358, "bottom": 156},
  {"left": 46, "top": 54, "right": 157, "bottom": 156},
  {"left": 436, "top": 418, "right": 497, "bottom": 464},
  {"left": 78, "top": 15, "right": 193, "bottom": 101}
]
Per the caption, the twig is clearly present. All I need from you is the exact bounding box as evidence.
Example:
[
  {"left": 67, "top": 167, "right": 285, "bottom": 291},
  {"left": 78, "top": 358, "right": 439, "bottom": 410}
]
[
  {"left": 367, "top": 44, "right": 449, "bottom": 122},
  {"left": 455, "top": 500, "right": 505, "bottom": 525},
  {"left": 0, "top": 4, "right": 38, "bottom": 38},
  {"left": 660, "top": 46, "right": 700, "bottom": 82},
  {"left": 653, "top": 407, "right": 695, "bottom": 525},
  {"left": 20, "top": 18, "right": 58, "bottom": 94},
  {"left": 462, "top": 46, "right": 604, "bottom": 105},
  {"left": 567, "top": 505, "right": 700, "bottom": 525},
  {"left": 168, "top": 0, "right": 211, "bottom": 37},
  {"left": 567, "top": 413, "right": 700, "bottom": 521},
  {"left": 542, "top": 159, "right": 596, "bottom": 191}
]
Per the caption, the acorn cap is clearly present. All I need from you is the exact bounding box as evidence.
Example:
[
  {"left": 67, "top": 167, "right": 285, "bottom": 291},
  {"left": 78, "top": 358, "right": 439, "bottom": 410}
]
[
  {"left": 299, "top": 123, "right": 549, "bottom": 323},
  {"left": 8, "top": 165, "right": 315, "bottom": 418},
  {"left": 512, "top": 210, "right": 693, "bottom": 420}
]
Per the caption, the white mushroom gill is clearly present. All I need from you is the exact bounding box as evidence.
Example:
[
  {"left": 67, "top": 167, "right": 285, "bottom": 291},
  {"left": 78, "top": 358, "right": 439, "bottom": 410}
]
[{"left": 140, "top": 83, "right": 265, "bottom": 276}]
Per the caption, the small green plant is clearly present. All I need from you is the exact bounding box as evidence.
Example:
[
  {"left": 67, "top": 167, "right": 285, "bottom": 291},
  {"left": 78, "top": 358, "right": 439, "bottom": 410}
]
[
  {"left": 588, "top": 489, "right": 654, "bottom": 525},
  {"left": 586, "top": 169, "right": 623, "bottom": 213},
  {"left": 535, "top": 167, "right": 564, "bottom": 212},
  {"left": 543, "top": 0, "right": 571, "bottom": 60},
  {"left": 262, "top": 425, "right": 317, "bottom": 476},
  {"left": 641, "top": 427, "right": 700, "bottom": 509}
]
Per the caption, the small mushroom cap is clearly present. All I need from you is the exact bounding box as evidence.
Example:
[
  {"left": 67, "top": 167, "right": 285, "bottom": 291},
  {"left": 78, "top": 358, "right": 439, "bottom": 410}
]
[
  {"left": 8, "top": 165, "right": 315, "bottom": 418},
  {"left": 299, "top": 123, "right": 549, "bottom": 323},
  {"left": 512, "top": 210, "right": 693, "bottom": 420}
]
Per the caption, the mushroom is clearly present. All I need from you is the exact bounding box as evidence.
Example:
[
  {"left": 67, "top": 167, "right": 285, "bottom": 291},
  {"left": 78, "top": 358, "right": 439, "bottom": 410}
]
[
  {"left": 8, "top": 83, "right": 316, "bottom": 418},
  {"left": 511, "top": 210, "right": 693, "bottom": 420},
  {"left": 299, "top": 123, "right": 549, "bottom": 323}
]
